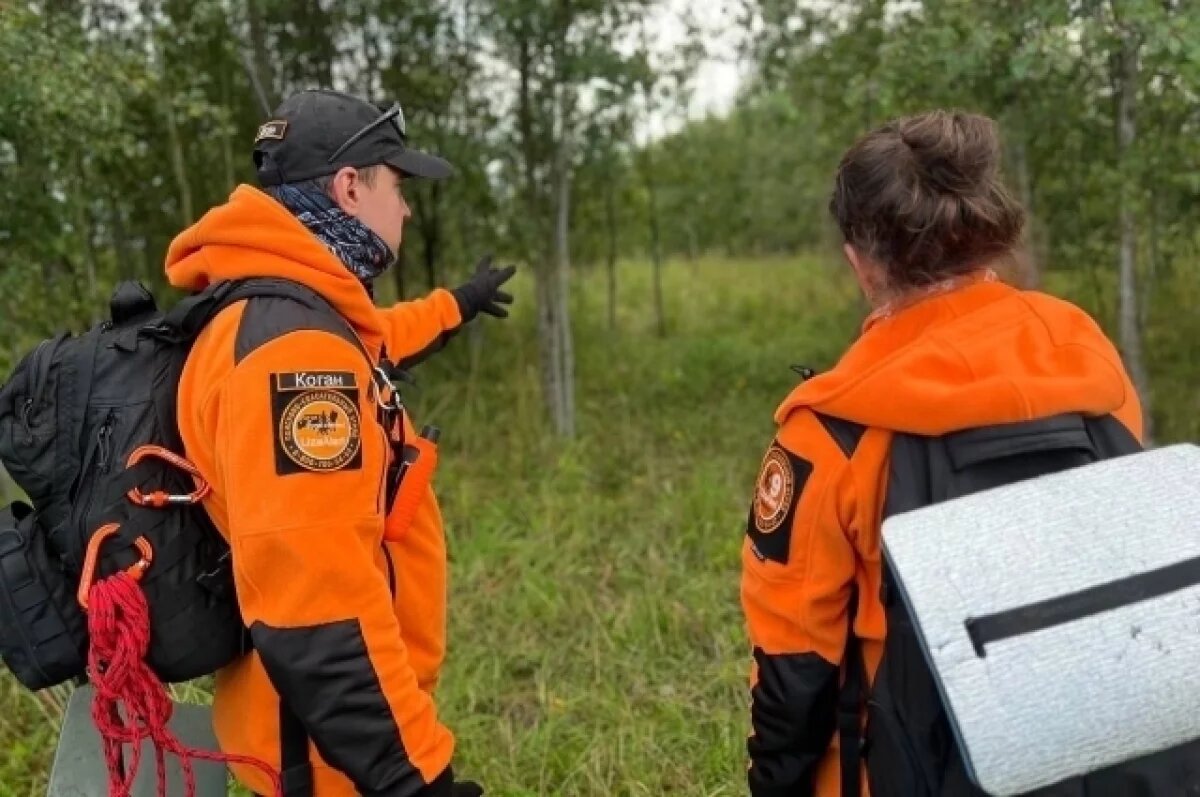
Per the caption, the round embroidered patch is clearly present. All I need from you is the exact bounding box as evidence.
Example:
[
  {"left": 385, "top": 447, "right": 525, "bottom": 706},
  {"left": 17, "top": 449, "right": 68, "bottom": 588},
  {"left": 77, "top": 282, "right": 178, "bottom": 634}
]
[
  {"left": 753, "top": 447, "right": 794, "bottom": 534},
  {"left": 279, "top": 389, "right": 361, "bottom": 472}
]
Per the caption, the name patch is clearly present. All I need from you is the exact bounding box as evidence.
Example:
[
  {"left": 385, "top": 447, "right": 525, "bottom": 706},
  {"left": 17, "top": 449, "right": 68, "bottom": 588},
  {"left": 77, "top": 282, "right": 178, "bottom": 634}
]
[
  {"left": 270, "top": 372, "right": 362, "bottom": 475},
  {"left": 276, "top": 371, "right": 357, "bottom": 391}
]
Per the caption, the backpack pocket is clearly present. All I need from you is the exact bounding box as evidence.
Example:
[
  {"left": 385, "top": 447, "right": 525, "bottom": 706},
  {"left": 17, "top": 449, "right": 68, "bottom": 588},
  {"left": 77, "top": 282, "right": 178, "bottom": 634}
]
[
  {"left": 0, "top": 333, "right": 71, "bottom": 512},
  {"left": 0, "top": 501, "right": 87, "bottom": 690}
]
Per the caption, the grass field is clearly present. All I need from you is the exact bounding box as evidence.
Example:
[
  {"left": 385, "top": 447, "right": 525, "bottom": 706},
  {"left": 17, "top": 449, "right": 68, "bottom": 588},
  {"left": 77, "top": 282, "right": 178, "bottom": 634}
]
[
  {"left": 417, "top": 257, "right": 861, "bottom": 796},
  {"left": 1, "top": 253, "right": 1195, "bottom": 795}
]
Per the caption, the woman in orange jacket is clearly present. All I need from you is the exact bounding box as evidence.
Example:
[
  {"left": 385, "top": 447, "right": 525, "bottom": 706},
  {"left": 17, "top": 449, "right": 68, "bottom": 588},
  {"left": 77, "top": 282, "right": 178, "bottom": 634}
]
[{"left": 740, "top": 111, "right": 1143, "bottom": 796}]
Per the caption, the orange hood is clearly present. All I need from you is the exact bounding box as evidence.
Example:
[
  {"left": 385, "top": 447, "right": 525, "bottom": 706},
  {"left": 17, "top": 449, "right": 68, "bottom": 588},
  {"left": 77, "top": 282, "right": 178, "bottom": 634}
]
[
  {"left": 776, "top": 279, "right": 1142, "bottom": 438},
  {"left": 164, "top": 184, "right": 386, "bottom": 358}
]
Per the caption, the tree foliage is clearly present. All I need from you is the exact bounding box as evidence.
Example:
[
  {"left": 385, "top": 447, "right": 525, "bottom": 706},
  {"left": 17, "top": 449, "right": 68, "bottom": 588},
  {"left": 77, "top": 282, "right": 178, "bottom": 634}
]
[{"left": 1, "top": 0, "right": 1197, "bottom": 438}]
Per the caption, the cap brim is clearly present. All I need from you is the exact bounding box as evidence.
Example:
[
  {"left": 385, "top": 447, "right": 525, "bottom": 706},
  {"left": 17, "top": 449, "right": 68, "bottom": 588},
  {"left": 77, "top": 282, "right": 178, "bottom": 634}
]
[{"left": 385, "top": 147, "right": 454, "bottom": 180}]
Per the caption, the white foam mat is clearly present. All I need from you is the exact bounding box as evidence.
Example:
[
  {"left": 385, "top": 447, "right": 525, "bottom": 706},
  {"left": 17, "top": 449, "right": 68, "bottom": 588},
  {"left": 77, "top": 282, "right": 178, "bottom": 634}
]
[{"left": 881, "top": 444, "right": 1200, "bottom": 795}]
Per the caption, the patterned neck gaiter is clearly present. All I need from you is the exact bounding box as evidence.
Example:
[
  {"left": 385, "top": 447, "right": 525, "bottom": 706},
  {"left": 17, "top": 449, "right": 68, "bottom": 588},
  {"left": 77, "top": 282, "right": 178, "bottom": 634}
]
[{"left": 265, "top": 182, "right": 394, "bottom": 290}]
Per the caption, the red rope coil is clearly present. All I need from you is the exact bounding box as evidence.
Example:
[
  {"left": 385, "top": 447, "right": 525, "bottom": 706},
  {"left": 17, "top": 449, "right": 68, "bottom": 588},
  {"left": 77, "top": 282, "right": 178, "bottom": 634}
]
[{"left": 85, "top": 571, "right": 282, "bottom": 797}]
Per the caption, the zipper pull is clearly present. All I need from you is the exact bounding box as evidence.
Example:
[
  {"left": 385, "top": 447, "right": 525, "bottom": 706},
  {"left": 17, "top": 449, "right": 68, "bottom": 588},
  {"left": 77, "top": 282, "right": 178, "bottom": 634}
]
[
  {"left": 20, "top": 398, "right": 35, "bottom": 433},
  {"left": 96, "top": 413, "right": 115, "bottom": 472},
  {"left": 791, "top": 365, "right": 817, "bottom": 381}
]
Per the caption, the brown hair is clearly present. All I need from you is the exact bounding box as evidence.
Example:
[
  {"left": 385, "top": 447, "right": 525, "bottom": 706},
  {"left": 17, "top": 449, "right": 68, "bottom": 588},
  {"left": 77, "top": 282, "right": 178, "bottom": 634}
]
[{"left": 829, "top": 110, "right": 1025, "bottom": 291}]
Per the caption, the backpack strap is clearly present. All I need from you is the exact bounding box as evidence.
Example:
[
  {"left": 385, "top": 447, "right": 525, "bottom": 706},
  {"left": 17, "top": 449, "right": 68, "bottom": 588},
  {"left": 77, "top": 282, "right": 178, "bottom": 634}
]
[
  {"left": 280, "top": 699, "right": 314, "bottom": 797},
  {"left": 930, "top": 413, "right": 1099, "bottom": 502},
  {"left": 156, "top": 279, "right": 371, "bottom": 360},
  {"left": 152, "top": 278, "right": 395, "bottom": 408},
  {"left": 810, "top": 414, "right": 870, "bottom": 797},
  {"left": 1084, "top": 413, "right": 1143, "bottom": 459},
  {"left": 838, "top": 587, "right": 866, "bottom": 797},
  {"left": 882, "top": 412, "right": 1141, "bottom": 522}
]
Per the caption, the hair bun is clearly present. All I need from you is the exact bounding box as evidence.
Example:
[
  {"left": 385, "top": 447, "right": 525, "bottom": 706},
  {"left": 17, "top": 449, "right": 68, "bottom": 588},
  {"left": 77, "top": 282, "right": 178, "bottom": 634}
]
[
  {"left": 900, "top": 111, "right": 999, "bottom": 195},
  {"left": 829, "top": 109, "right": 1025, "bottom": 290}
]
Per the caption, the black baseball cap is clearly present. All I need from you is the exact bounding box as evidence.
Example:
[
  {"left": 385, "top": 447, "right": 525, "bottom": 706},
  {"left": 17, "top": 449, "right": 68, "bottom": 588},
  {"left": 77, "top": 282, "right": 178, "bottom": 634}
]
[{"left": 252, "top": 89, "right": 454, "bottom": 186}]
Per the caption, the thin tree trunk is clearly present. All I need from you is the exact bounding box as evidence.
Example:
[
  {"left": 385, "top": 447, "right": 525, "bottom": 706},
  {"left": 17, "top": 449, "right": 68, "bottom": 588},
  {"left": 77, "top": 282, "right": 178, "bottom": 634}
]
[
  {"left": 637, "top": 80, "right": 667, "bottom": 338},
  {"left": 645, "top": 151, "right": 666, "bottom": 338},
  {"left": 535, "top": 269, "right": 562, "bottom": 433},
  {"left": 164, "top": 97, "right": 195, "bottom": 227},
  {"left": 422, "top": 226, "right": 438, "bottom": 291},
  {"left": 1115, "top": 26, "right": 1153, "bottom": 441},
  {"left": 246, "top": 0, "right": 276, "bottom": 106},
  {"left": 128, "top": 207, "right": 153, "bottom": 286},
  {"left": 605, "top": 172, "right": 618, "bottom": 331},
  {"left": 1143, "top": 189, "right": 1159, "bottom": 324},
  {"left": 553, "top": 102, "right": 576, "bottom": 438},
  {"left": 142, "top": 5, "right": 193, "bottom": 228},
  {"left": 515, "top": 33, "right": 543, "bottom": 244},
  {"left": 61, "top": 255, "right": 87, "bottom": 316},
  {"left": 556, "top": 268, "right": 575, "bottom": 437},
  {"left": 413, "top": 182, "right": 443, "bottom": 290},
  {"left": 362, "top": 9, "right": 378, "bottom": 98},
  {"left": 430, "top": 182, "right": 443, "bottom": 289},
  {"left": 1010, "top": 129, "right": 1040, "bottom": 288},
  {"left": 72, "top": 156, "right": 100, "bottom": 323},
  {"left": 222, "top": 72, "right": 237, "bottom": 194},
  {"left": 516, "top": 15, "right": 576, "bottom": 437},
  {"left": 107, "top": 194, "right": 139, "bottom": 287},
  {"left": 515, "top": 29, "right": 559, "bottom": 430},
  {"left": 302, "top": 0, "right": 336, "bottom": 88}
]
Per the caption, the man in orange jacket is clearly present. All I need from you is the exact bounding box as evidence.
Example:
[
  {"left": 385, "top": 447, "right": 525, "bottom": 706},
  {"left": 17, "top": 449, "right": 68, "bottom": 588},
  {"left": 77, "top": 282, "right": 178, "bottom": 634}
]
[{"left": 168, "top": 89, "right": 511, "bottom": 796}]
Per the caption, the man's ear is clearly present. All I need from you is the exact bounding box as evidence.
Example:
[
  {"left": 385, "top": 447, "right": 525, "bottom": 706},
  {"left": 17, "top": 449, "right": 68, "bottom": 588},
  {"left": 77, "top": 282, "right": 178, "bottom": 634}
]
[{"left": 327, "top": 167, "right": 362, "bottom": 216}]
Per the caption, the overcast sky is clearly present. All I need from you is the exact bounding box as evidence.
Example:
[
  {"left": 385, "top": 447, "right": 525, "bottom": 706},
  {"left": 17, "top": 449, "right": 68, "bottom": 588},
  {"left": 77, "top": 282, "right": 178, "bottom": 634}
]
[
  {"left": 640, "top": 0, "right": 749, "bottom": 139},
  {"left": 668, "top": 0, "right": 746, "bottom": 115}
]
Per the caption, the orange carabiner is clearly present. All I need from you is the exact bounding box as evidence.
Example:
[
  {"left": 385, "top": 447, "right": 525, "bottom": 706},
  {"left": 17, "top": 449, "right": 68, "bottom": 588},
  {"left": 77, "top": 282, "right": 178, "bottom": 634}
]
[
  {"left": 77, "top": 523, "right": 154, "bottom": 610},
  {"left": 124, "top": 445, "right": 211, "bottom": 508}
]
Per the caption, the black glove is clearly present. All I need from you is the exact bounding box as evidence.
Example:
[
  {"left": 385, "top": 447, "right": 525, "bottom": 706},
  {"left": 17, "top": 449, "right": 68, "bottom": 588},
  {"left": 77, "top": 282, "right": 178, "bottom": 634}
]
[
  {"left": 423, "top": 766, "right": 484, "bottom": 797},
  {"left": 451, "top": 255, "right": 516, "bottom": 323}
]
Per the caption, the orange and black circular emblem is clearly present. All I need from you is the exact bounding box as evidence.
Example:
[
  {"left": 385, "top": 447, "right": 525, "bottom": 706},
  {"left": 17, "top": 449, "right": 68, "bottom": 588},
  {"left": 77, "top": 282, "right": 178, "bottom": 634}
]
[
  {"left": 753, "top": 447, "right": 794, "bottom": 534},
  {"left": 279, "top": 389, "right": 361, "bottom": 472}
]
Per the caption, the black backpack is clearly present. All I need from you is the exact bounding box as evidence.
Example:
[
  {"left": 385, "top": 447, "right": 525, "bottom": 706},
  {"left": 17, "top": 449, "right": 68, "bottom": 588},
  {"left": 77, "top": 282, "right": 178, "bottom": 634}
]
[
  {"left": 836, "top": 412, "right": 1200, "bottom": 796},
  {"left": 0, "top": 277, "right": 352, "bottom": 690}
]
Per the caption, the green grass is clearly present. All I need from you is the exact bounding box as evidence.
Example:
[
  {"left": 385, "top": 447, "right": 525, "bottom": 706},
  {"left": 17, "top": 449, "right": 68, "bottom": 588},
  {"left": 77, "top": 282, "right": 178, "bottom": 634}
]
[
  {"left": 2, "top": 253, "right": 1194, "bottom": 795},
  {"left": 409, "top": 255, "right": 860, "bottom": 796}
]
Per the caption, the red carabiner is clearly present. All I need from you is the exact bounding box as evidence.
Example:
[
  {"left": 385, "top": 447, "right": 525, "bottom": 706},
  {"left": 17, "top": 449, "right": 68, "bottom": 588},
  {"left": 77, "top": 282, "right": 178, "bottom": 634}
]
[
  {"left": 77, "top": 523, "right": 154, "bottom": 610},
  {"left": 124, "top": 445, "right": 211, "bottom": 508}
]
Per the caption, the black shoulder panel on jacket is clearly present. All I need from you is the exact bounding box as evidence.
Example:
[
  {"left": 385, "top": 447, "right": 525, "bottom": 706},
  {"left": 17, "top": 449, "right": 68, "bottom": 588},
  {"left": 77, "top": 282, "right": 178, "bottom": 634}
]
[
  {"left": 814, "top": 413, "right": 867, "bottom": 460},
  {"left": 234, "top": 296, "right": 359, "bottom": 365}
]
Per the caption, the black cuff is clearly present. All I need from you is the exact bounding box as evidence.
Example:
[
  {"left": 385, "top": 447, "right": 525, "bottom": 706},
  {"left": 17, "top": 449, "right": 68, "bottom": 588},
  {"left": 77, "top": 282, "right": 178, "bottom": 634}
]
[
  {"left": 748, "top": 774, "right": 810, "bottom": 797},
  {"left": 450, "top": 287, "right": 476, "bottom": 324},
  {"left": 360, "top": 765, "right": 453, "bottom": 797},
  {"left": 423, "top": 765, "right": 456, "bottom": 797}
]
